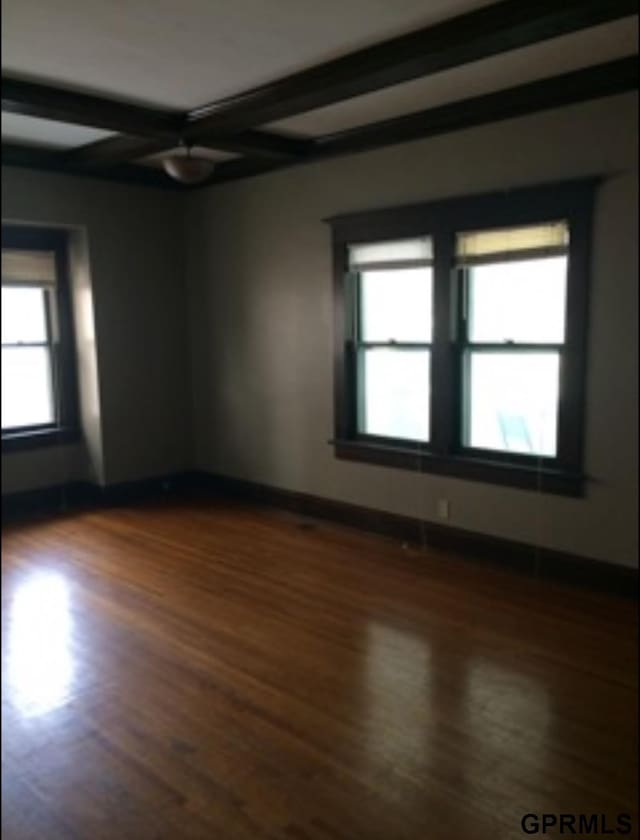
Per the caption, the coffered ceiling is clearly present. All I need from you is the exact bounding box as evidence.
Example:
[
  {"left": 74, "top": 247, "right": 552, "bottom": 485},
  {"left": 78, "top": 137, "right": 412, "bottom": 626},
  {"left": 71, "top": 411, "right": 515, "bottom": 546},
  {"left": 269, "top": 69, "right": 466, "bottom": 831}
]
[{"left": 2, "top": 0, "right": 638, "bottom": 189}]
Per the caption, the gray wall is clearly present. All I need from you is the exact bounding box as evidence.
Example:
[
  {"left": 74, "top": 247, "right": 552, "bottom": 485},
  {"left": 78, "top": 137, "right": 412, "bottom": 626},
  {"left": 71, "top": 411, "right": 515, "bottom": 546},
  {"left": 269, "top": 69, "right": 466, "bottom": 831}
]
[
  {"left": 185, "top": 93, "right": 638, "bottom": 568},
  {"left": 2, "top": 167, "right": 191, "bottom": 490}
]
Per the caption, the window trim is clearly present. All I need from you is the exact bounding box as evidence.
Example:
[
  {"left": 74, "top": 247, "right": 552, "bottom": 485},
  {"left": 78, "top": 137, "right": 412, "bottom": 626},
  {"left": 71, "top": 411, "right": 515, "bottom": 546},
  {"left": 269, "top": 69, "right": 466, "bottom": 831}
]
[
  {"left": 328, "top": 178, "right": 598, "bottom": 496},
  {"left": 2, "top": 224, "right": 80, "bottom": 453}
]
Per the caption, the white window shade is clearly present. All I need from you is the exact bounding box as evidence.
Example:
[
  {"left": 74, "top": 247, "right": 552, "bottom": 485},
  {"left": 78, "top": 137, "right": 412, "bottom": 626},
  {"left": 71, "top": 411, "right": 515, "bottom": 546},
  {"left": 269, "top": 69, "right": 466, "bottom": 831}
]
[
  {"left": 349, "top": 237, "right": 432, "bottom": 268},
  {"left": 1, "top": 249, "right": 57, "bottom": 287},
  {"left": 456, "top": 222, "right": 569, "bottom": 264}
]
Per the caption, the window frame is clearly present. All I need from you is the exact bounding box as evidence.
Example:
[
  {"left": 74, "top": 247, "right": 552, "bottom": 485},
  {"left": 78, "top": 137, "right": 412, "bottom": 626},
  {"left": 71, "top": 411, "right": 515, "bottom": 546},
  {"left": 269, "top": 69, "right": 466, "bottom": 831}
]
[
  {"left": 328, "top": 179, "right": 597, "bottom": 496},
  {"left": 1, "top": 224, "right": 80, "bottom": 453}
]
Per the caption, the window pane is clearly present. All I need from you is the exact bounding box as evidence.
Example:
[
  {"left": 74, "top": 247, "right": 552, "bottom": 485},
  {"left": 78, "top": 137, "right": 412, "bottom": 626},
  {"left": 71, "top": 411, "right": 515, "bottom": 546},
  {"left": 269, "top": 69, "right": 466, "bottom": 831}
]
[
  {"left": 2, "top": 286, "right": 48, "bottom": 344},
  {"left": 468, "top": 257, "right": 567, "bottom": 344},
  {"left": 360, "top": 348, "right": 430, "bottom": 442},
  {"left": 465, "top": 352, "right": 559, "bottom": 456},
  {"left": 349, "top": 237, "right": 432, "bottom": 267},
  {"left": 1, "top": 346, "right": 54, "bottom": 429},
  {"left": 361, "top": 268, "right": 432, "bottom": 342}
]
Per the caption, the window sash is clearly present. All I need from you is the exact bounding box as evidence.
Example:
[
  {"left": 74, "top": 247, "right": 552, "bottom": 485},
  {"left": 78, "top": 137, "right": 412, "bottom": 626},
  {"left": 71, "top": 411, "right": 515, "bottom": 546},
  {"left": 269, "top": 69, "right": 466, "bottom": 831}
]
[
  {"left": 354, "top": 267, "right": 434, "bottom": 345},
  {"left": 352, "top": 262, "right": 433, "bottom": 445},
  {"left": 456, "top": 255, "right": 568, "bottom": 459},
  {"left": 459, "top": 258, "right": 568, "bottom": 347},
  {"left": 355, "top": 346, "right": 432, "bottom": 444},
  {"left": 1, "top": 345, "right": 57, "bottom": 431},
  {"left": 459, "top": 347, "right": 562, "bottom": 456},
  {"left": 1, "top": 285, "right": 55, "bottom": 348}
]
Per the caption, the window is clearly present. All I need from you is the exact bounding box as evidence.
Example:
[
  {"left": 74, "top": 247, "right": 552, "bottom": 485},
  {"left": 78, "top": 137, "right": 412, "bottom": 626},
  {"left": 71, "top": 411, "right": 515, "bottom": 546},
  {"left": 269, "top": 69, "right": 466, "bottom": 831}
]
[
  {"left": 458, "top": 223, "right": 568, "bottom": 458},
  {"left": 1, "top": 225, "right": 79, "bottom": 451},
  {"left": 329, "top": 180, "right": 596, "bottom": 495},
  {"left": 350, "top": 237, "right": 433, "bottom": 442}
]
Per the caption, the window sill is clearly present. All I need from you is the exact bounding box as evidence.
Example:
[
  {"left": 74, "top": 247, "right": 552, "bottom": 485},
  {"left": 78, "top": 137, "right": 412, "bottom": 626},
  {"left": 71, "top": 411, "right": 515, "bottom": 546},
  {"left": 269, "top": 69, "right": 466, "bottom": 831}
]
[
  {"left": 2, "top": 426, "right": 80, "bottom": 454},
  {"left": 332, "top": 438, "right": 585, "bottom": 497}
]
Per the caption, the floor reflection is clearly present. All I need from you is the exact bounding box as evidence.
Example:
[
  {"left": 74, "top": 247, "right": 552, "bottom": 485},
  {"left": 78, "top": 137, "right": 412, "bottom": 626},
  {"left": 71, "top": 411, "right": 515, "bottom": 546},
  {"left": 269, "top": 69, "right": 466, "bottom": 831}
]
[
  {"left": 6, "top": 572, "right": 75, "bottom": 718},
  {"left": 363, "top": 622, "right": 432, "bottom": 770},
  {"left": 362, "top": 624, "right": 552, "bottom": 774},
  {"left": 465, "top": 658, "right": 551, "bottom": 759}
]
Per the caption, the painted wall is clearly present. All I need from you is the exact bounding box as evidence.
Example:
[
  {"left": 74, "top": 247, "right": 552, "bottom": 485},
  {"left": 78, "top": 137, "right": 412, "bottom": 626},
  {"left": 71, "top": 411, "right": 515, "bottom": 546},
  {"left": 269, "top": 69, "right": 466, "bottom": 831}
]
[
  {"left": 185, "top": 93, "right": 638, "bottom": 568},
  {"left": 1, "top": 167, "right": 191, "bottom": 490}
]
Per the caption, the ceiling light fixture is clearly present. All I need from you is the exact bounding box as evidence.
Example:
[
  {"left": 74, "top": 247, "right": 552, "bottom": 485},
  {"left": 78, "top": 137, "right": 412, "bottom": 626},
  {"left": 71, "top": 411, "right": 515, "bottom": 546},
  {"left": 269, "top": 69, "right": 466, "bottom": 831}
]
[{"left": 162, "top": 143, "right": 215, "bottom": 184}]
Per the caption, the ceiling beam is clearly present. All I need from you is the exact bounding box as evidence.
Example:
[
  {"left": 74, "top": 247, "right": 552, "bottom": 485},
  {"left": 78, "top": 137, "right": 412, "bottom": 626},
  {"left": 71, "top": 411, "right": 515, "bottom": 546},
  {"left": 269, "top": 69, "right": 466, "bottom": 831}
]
[
  {"left": 1, "top": 77, "right": 314, "bottom": 166},
  {"left": 207, "top": 56, "right": 638, "bottom": 186},
  {"left": 5, "top": 0, "right": 634, "bottom": 171},
  {"left": 314, "top": 55, "right": 640, "bottom": 158},
  {"left": 63, "top": 129, "right": 313, "bottom": 170},
  {"left": 0, "top": 143, "right": 179, "bottom": 189},
  {"left": 2, "top": 1, "right": 637, "bottom": 182},
  {"left": 3, "top": 57, "right": 637, "bottom": 188},
  {"left": 1, "top": 77, "right": 180, "bottom": 138},
  {"left": 61, "top": 136, "right": 169, "bottom": 168},
  {"left": 185, "top": 0, "right": 639, "bottom": 139}
]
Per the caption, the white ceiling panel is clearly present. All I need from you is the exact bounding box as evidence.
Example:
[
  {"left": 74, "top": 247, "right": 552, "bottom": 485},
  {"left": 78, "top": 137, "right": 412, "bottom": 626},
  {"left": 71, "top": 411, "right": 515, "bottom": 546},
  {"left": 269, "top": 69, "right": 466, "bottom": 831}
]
[
  {"left": 1, "top": 112, "right": 114, "bottom": 148},
  {"left": 2, "top": 0, "right": 494, "bottom": 109},
  {"left": 268, "top": 16, "right": 639, "bottom": 137}
]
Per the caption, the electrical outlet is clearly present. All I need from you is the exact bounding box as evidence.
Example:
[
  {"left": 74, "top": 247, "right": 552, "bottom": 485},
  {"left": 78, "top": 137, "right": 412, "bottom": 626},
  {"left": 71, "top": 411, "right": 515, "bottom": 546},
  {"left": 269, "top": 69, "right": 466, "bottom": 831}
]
[{"left": 437, "top": 499, "right": 450, "bottom": 520}]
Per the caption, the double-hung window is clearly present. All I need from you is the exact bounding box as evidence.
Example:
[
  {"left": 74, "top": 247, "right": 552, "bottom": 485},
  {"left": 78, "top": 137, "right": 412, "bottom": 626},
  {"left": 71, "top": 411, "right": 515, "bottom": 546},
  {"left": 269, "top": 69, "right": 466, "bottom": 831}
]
[
  {"left": 1, "top": 225, "right": 78, "bottom": 451},
  {"left": 350, "top": 237, "right": 433, "bottom": 443},
  {"left": 458, "top": 222, "right": 569, "bottom": 458},
  {"left": 329, "top": 179, "right": 596, "bottom": 495}
]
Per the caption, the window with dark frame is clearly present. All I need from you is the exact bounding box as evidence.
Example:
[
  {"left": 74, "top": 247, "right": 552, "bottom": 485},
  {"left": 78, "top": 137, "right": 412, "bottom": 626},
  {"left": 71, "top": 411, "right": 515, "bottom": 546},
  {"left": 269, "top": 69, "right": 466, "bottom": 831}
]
[
  {"left": 1, "top": 225, "right": 79, "bottom": 452},
  {"left": 350, "top": 236, "right": 434, "bottom": 444},
  {"left": 329, "top": 179, "right": 596, "bottom": 496}
]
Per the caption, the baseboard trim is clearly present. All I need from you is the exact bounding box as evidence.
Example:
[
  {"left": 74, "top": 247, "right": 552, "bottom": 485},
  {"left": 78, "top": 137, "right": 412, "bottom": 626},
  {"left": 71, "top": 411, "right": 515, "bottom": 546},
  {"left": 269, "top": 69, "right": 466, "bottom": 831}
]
[
  {"left": 2, "top": 470, "right": 636, "bottom": 598},
  {"left": 1, "top": 472, "right": 195, "bottom": 521},
  {"left": 192, "top": 471, "right": 638, "bottom": 599}
]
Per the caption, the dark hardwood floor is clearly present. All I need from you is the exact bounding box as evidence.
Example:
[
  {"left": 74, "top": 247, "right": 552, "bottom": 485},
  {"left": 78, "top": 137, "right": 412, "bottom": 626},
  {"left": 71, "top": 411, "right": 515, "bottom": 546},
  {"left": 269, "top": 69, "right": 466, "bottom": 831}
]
[{"left": 2, "top": 495, "right": 638, "bottom": 839}]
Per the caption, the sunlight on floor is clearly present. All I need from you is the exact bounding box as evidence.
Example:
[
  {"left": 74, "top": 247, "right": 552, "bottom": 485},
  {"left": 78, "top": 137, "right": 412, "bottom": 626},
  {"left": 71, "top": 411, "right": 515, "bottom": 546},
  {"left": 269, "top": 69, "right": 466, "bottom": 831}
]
[{"left": 6, "top": 572, "right": 75, "bottom": 718}]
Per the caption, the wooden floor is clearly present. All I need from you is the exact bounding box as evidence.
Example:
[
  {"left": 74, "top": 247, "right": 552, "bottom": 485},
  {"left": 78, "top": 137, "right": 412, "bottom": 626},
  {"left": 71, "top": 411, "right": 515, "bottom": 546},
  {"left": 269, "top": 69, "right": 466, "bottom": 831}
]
[{"left": 2, "top": 496, "right": 638, "bottom": 840}]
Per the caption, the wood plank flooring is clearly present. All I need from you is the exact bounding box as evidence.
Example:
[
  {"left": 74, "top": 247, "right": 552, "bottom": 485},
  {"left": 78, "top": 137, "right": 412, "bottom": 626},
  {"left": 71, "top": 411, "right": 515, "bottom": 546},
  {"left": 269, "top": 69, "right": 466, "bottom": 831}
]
[{"left": 2, "top": 495, "right": 638, "bottom": 839}]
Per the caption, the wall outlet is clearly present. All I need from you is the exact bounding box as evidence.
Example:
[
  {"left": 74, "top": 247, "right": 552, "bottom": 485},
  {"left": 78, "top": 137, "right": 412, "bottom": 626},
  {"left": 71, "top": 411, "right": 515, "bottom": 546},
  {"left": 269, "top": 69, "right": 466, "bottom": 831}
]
[{"left": 437, "top": 499, "right": 450, "bottom": 520}]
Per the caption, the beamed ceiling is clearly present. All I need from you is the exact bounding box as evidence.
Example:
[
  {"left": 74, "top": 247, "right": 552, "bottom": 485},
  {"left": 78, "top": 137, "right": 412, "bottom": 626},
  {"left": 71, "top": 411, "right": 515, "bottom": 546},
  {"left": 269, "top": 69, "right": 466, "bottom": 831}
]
[{"left": 1, "top": 0, "right": 638, "bottom": 190}]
